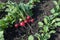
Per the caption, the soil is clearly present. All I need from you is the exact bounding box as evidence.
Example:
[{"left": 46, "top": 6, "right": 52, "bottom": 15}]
[{"left": 0, "top": 0, "right": 60, "bottom": 40}]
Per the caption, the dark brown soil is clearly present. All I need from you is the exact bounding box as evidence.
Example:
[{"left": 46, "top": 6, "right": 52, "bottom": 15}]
[
  {"left": 0, "top": 0, "right": 60, "bottom": 40},
  {"left": 0, "top": 11, "right": 7, "bottom": 19}
]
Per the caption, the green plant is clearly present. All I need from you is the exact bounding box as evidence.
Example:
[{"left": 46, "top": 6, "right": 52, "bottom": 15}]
[
  {"left": 28, "top": 0, "right": 60, "bottom": 40},
  {"left": 0, "top": 0, "right": 40, "bottom": 29},
  {"left": 50, "top": 0, "right": 60, "bottom": 27},
  {"left": 28, "top": 35, "right": 34, "bottom": 40},
  {"left": 0, "top": 31, "right": 4, "bottom": 40},
  {"left": 0, "top": 0, "right": 40, "bottom": 40},
  {"left": 34, "top": 1, "right": 60, "bottom": 40},
  {"left": 37, "top": 16, "right": 56, "bottom": 40},
  {"left": 0, "top": 2, "right": 5, "bottom": 10}
]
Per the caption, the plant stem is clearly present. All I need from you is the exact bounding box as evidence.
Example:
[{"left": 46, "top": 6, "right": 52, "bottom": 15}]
[
  {"left": 17, "top": 10, "right": 25, "bottom": 20},
  {"left": 31, "top": 20, "right": 38, "bottom": 26},
  {"left": 27, "top": 23, "right": 34, "bottom": 34}
]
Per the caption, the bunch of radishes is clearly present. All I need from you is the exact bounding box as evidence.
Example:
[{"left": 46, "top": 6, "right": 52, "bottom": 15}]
[{"left": 14, "top": 16, "right": 34, "bottom": 28}]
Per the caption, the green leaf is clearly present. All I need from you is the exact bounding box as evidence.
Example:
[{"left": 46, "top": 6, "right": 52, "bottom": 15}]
[
  {"left": 51, "top": 18, "right": 60, "bottom": 24},
  {"left": 43, "top": 26, "right": 49, "bottom": 32},
  {"left": 25, "top": 4, "right": 33, "bottom": 16},
  {"left": 44, "top": 18, "right": 48, "bottom": 25},
  {"left": 54, "top": 22, "right": 60, "bottom": 26},
  {"left": 11, "top": 20, "right": 15, "bottom": 24},
  {"left": 0, "top": 38, "right": 4, "bottom": 40},
  {"left": 27, "top": 0, "right": 40, "bottom": 9},
  {"left": 38, "top": 22, "right": 43, "bottom": 27},
  {"left": 0, "top": 31, "right": 4, "bottom": 40},
  {"left": 39, "top": 30, "right": 44, "bottom": 33},
  {"left": 34, "top": 33, "right": 40, "bottom": 37},
  {"left": 0, "top": 3, "right": 5, "bottom": 9},
  {"left": 58, "top": 0, "right": 60, "bottom": 4},
  {"left": 49, "top": 30, "right": 56, "bottom": 34},
  {"left": 0, "top": 31, "right": 4, "bottom": 38},
  {"left": 0, "top": 20, "right": 8, "bottom": 28},
  {"left": 53, "top": 13, "right": 59, "bottom": 16},
  {"left": 28, "top": 35, "right": 34, "bottom": 40},
  {"left": 50, "top": 8, "right": 55, "bottom": 13},
  {"left": 33, "top": 0, "right": 40, "bottom": 2},
  {"left": 19, "top": 3, "right": 25, "bottom": 12},
  {"left": 44, "top": 33, "right": 50, "bottom": 39},
  {"left": 56, "top": 5, "right": 59, "bottom": 10},
  {"left": 53, "top": 1, "right": 58, "bottom": 5},
  {"left": 0, "top": 20, "right": 5, "bottom": 25},
  {"left": 34, "top": 33, "right": 40, "bottom": 40},
  {"left": 28, "top": 0, "right": 40, "bottom": 5}
]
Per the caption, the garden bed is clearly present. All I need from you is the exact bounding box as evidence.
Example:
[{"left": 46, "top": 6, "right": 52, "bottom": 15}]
[{"left": 0, "top": 0, "right": 60, "bottom": 40}]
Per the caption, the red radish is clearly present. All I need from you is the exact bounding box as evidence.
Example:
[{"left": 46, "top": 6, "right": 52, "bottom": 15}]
[
  {"left": 24, "top": 20, "right": 28, "bottom": 23},
  {"left": 19, "top": 22, "right": 25, "bottom": 27},
  {"left": 30, "top": 19, "right": 34, "bottom": 23},
  {"left": 15, "top": 24, "right": 19, "bottom": 28},
  {"left": 27, "top": 16, "right": 31, "bottom": 19},
  {"left": 28, "top": 19, "right": 31, "bottom": 23}
]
